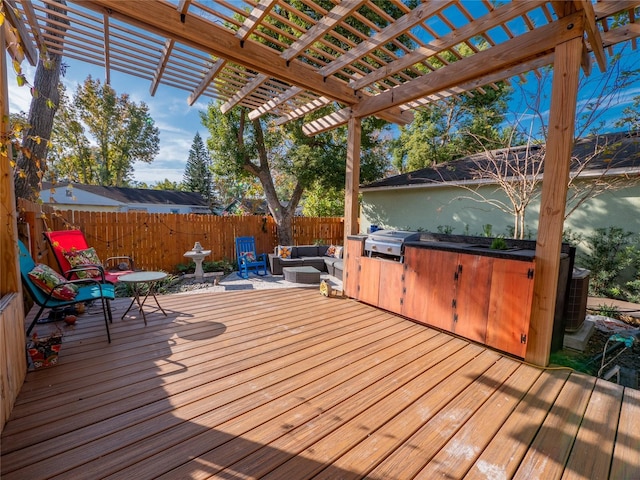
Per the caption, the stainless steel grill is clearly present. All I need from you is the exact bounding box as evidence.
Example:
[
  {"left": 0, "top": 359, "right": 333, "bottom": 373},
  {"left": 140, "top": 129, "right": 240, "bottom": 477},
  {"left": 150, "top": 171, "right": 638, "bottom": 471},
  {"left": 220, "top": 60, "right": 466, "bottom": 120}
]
[{"left": 364, "top": 230, "right": 421, "bottom": 260}]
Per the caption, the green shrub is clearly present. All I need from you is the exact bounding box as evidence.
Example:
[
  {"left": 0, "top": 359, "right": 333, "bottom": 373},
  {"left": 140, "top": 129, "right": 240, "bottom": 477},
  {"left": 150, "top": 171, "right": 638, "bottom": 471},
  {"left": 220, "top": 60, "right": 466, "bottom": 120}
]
[{"left": 577, "top": 227, "right": 636, "bottom": 299}]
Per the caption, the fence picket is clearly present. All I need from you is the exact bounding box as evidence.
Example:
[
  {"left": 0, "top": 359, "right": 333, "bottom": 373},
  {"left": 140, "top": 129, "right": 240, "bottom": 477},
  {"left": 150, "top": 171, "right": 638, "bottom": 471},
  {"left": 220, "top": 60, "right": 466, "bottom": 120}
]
[{"left": 17, "top": 199, "right": 344, "bottom": 274}]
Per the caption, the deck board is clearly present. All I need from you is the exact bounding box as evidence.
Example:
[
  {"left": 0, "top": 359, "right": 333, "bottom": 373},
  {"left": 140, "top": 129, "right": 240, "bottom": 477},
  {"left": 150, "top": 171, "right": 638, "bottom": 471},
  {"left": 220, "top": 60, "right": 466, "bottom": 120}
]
[{"left": 1, "top": 287, "right": 637, "bottom": 479}]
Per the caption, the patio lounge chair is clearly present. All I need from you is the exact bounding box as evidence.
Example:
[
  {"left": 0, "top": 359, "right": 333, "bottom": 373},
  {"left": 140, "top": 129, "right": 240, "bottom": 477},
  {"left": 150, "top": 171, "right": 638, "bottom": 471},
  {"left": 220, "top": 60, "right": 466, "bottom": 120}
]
[
  {"left": 44, "top": 229, "right": 135, "bottom": 283},
  {"left": 18, "top": 240, "right": 114, "bottom": 342},
  {"left": 235, "top": 236, "right": 268, "bottom": 279}
]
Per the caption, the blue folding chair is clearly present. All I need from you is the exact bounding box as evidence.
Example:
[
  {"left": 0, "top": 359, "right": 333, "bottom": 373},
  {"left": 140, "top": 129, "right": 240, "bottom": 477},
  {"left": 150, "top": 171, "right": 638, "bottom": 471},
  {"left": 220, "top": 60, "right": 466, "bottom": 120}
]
[
  {"left": 18, "top": 240, "right": 115, "bottom": 343},
  {"left": 235, "top": 236, "right": 268, "bottom": 278}
]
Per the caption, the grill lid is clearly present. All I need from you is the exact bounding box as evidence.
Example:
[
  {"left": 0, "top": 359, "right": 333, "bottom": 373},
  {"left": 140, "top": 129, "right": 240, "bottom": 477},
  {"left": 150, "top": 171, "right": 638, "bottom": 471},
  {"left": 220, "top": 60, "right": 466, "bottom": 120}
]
[{"left": 364, "top": 230, "right": 421, "bottom": 257}]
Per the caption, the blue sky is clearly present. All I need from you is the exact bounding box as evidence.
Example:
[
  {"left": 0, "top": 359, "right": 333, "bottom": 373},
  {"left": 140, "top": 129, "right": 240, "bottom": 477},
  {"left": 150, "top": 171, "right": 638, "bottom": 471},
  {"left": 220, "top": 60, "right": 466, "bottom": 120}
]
[
  {"left": 8, "top": 59, "right": 210, "bottom": 185},
  {"left": 8, "top": 45, "right": 640, "bottom": 186}
]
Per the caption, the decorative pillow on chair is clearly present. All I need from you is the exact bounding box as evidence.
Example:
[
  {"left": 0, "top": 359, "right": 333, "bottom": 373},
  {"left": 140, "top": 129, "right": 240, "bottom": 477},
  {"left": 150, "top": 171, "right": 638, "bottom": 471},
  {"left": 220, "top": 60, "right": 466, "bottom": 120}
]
[
  {"left": 325, "top": 245, "right": 337, "bottom": 257},
  {"left": 28, "top": 264, "right": 79, "bottom": 301},
  {"left": 277, "top": 246, "right": 292, "bottom": 259},
  {"left": 64, "top": 247, "right": 102, "bottom": 278},
  {"left": 242, "top": 252, "right": 256, "bottom": 263},
  {"left": 333, "top": 246, "right": 343, "bottom": 259}
]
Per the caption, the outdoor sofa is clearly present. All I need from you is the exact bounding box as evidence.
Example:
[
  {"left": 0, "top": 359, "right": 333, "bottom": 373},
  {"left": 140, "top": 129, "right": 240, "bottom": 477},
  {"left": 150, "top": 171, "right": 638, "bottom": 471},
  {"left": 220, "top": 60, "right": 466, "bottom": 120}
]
[{"left": 268, "top": 244, "right": 344, "bottom": 280}]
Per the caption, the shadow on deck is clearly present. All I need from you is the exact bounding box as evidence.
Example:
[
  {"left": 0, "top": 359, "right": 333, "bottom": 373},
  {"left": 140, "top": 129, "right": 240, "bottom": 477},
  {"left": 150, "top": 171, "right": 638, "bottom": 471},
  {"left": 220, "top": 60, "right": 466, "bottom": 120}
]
[{"left": 2, "top": 288, "right": 638, "bottom": 479}]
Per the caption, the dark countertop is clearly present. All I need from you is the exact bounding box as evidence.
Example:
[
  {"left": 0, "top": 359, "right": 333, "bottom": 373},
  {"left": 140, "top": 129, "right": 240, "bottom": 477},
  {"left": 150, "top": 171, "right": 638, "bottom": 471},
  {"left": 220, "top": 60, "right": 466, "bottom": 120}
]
[{"left": 404, "top": 240, "right": 536, "bottom": 261}]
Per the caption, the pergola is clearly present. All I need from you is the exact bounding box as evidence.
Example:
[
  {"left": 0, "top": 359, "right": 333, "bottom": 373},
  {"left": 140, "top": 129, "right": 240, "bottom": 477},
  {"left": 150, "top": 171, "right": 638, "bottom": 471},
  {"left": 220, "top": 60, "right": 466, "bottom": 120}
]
[{"left": 1, "top": 1, "right": 639, "bottom": 380}]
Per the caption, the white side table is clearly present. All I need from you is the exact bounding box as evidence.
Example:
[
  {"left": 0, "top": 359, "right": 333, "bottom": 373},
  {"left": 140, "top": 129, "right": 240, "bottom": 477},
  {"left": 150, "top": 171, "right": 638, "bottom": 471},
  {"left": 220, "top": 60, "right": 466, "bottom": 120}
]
[{"left": 119, "top": 271, "right": 168, "bottom": 325}]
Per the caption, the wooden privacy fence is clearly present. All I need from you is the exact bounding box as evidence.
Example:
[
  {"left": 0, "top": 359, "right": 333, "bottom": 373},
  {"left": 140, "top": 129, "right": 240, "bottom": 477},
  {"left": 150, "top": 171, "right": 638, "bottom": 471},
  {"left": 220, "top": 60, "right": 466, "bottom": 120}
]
[{"left": 17, "top": 199, "right": 344, "bottom": 273}]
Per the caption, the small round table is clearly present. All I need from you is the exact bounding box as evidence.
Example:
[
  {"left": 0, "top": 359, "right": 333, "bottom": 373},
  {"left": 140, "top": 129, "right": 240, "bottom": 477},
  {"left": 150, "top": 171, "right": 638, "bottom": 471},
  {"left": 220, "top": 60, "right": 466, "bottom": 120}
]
[{"left": 119, "top": 271, "right": 168, "bottom": 325}]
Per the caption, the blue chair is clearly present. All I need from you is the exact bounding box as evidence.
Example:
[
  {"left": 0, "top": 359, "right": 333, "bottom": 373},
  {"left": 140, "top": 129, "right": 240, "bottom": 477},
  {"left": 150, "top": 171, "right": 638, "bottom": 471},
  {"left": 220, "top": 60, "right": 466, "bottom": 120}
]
[
  {"left": 18, "top": 240, "right": 115, "bottom": 343},
  {"left": 235, "top": 236, "right": 268, "bottom": 278}
]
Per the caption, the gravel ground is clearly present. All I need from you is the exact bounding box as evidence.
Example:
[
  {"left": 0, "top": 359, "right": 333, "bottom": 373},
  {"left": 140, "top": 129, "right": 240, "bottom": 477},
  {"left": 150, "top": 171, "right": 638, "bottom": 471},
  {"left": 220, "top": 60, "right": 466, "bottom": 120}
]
[{"left": 163, "top": 272, "right": 343, "bottom": 294}]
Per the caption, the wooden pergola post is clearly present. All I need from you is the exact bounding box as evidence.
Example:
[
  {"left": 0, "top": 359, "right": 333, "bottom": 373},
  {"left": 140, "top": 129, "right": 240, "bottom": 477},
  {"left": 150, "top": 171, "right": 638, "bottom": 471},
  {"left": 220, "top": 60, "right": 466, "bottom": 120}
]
[
  {"left": 0, "top": 25, "right": 20, "bottom": 296},
  {"left": 526, "top": 36, "right": 583, "bottom": 366},
  {"left": 344, "top": 113, "right": 361, "bottom": 238}
]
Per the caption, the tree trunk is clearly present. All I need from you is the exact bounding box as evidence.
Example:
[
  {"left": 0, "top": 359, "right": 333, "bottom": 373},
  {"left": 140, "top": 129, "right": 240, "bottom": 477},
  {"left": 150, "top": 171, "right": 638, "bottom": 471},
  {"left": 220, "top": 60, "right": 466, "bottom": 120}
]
[{"left": 14, "top": 0, "right": 68, "bottom": 201}]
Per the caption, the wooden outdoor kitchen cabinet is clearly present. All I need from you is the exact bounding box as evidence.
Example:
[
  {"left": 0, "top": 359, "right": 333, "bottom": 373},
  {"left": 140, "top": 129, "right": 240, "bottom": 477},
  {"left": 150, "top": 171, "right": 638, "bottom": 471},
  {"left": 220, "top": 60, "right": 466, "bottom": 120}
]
[{"left": 347, "top": 236, "right": 537, "bottom": 358}]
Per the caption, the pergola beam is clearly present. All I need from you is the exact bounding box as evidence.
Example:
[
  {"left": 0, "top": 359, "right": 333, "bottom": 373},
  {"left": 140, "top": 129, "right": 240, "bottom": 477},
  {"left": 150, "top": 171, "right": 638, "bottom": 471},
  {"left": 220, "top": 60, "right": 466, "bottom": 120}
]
[
  {"left": 319, "top": 0, "right": 453, "bottom": 78},
  {"left": 15, "top": 0, "right": 45, "bottom": 53},
  {"left": 249, "top": 86, "right": 303, "bottom": 120},
  {"left": 82, "top": 0, "right": 358, "bottom": 105},
  {"left": 574, "top": 0, "right": 607, "bottom": 72},
  {"left": 351, "top": 13, "right": 584, "bottom": 120},
  {"left": 282, "top": 0, "right": 364, "bottom": 62},
  {"left": 235, "top": 0, "right": 276, "bottom": 40},
  {"left": 150, "top": 0, "right": 190, "bottom": 96},
  {"left": 220, "top": 73, "right": 267, "bottom": 113},
  {"left": 349, "top": 0, "right": 546, "bottom": 91},
  {"left": 188, "top": 58, "right": 226, "bottom": 106},
  {"left": 3, "top": 0, "right": 38, "bottom": 65}
]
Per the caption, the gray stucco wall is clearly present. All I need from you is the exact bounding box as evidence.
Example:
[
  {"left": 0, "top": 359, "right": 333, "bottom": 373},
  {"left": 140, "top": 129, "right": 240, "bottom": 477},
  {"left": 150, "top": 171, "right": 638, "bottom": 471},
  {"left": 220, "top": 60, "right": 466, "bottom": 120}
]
[{"left": 360, "top": 180, "right": 640, "bottom": 246}]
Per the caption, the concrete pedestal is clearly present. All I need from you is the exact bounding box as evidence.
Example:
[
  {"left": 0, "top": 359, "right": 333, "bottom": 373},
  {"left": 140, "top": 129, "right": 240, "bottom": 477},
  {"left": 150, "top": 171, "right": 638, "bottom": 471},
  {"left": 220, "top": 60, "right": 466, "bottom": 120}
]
[{"left": 184, "top": 249, "right": 212, "bottom": 281}]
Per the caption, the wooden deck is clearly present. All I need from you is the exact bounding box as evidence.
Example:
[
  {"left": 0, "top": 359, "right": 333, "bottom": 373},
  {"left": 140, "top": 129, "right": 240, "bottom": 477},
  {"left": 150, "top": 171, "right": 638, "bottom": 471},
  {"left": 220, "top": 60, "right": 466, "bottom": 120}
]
[{"left": 2, "top": 288, "right": 638, "bottom": 479}]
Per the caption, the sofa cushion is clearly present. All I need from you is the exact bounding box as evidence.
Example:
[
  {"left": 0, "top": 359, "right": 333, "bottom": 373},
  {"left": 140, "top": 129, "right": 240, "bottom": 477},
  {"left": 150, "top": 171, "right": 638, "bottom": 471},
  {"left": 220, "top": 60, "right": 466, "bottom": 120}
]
[
  {"left": 324, "top": 257, "right": 340, "bottom": 268},
  {"left": 296, "top": 246, "right": 319, "bottom": 257},
  {"left": 301, "top": 257, "right": 327, "bottom": 272},
  {"left": 279, "top": 258, "right": 304, "bottom": 267}
]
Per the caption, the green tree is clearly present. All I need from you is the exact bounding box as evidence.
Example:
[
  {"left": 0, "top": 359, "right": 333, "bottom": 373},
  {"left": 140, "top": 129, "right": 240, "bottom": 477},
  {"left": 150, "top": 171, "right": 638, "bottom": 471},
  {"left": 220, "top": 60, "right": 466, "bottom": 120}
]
[
  {"left": 202, "top": 104, "right": 390, "bottom": 244},
  {"left": 616, "top": 95, "right": 640, "bottom": 133},
  {"left": 390, "top": 81, "right": 513, "bottom": 173},
  {"left": 152, "top": 179, "right": 182, "bottom": 191},
  {"left": 182, "top": 132, "right": 212, "bottom": 201},
  {"left": 13, "top": 0, "right": 68, "bottom": 201},
  {"left": 302, "top": 183, "right": 344, "bottom": 217},
  {"left": 51, "top": 76, "right": 160, "bottom": 186}
]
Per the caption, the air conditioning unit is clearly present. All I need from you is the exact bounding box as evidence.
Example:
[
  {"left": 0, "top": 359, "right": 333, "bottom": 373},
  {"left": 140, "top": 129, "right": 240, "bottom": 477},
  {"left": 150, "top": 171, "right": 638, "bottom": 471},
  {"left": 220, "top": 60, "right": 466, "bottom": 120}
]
[{"left": 565, "top": 268, "right": 590, "bottom": 332}]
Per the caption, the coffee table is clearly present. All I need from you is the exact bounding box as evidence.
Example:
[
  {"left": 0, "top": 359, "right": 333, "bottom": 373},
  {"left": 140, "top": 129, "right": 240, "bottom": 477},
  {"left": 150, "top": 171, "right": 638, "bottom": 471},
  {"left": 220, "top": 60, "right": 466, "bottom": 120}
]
[
  {"left": 282, "top": 266, "right": 321, "bottom": 284},
  {"left": 119, "top": 271, "right": 168, "bottom": 324}
]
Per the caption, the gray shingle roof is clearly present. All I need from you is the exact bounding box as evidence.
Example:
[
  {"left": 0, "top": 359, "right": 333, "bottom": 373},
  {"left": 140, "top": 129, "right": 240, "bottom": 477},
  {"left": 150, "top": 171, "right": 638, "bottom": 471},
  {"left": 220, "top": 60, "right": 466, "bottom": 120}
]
[
  {"left": 362, "top": 132, "right": 640, "bottom": 190},
  {"left": 42, "top": 182, "right": 210, "bottom": 206}
]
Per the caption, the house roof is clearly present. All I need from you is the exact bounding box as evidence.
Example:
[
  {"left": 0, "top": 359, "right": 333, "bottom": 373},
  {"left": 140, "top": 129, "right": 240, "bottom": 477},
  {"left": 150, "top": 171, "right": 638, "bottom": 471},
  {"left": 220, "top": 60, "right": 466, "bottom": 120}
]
[
  {"left": 361, "top": 132, "right": 640, "bottom": 191},
  {"left": 42, "top": 182, "right": 210, "bottom": 207},
  {"left": 8, "top": 2, "right": 640, "bottom": 136}
]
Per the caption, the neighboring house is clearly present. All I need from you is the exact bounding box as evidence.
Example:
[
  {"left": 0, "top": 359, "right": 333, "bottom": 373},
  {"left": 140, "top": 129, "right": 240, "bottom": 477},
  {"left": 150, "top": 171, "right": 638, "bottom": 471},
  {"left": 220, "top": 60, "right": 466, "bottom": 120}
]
[
  {"left": 360, "top": 133, "right": 640, "bottom": 241},
  {"left": 40, "top": 182, "right": 213, "bottom": 214},
  {"left": 221, "top": 198, "right": 270, "bottom": 216},
  {"left": 221, "top": 198, "right": 304, "bottom": 216}
]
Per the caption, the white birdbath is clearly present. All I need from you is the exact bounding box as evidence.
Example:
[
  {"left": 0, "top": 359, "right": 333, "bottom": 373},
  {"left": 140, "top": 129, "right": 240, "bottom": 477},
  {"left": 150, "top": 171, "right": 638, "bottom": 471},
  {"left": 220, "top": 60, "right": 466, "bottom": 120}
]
[{"left": 183, "top": 248, "right": 211, "bottom": 281}]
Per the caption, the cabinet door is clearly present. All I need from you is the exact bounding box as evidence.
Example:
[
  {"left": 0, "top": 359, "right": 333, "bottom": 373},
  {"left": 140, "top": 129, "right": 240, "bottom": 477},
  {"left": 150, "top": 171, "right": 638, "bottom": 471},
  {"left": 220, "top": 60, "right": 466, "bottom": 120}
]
[
  {"left": 378, "top": 261, "right": 404, "bottom": 314},
  {"left": 358, "top": 257, "right": 381, "bottom": 305},
  {"left": 486, "top": 258, "right": 535, "bottom": 358},
  {"left": 401, "top": 247, "right": 431, "bottom": 322},
  {"left": 453, "top": 254, "right": 492, "bottom": 343},
  {"left": 344, "top": 238, "right": 362, "bottom": 298},
  {"left": 423, "top": 249, "right": 459, "bottom": 331},
  {"left": 403, "top": 247, "right": 457, "bottom": 330}
]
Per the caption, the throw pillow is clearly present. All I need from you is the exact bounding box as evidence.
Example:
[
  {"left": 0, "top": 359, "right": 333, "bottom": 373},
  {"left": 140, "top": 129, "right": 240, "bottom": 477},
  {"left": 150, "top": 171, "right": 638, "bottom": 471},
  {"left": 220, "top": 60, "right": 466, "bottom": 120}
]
[
  {"left": 28, "top": 264, "right": 79, "bottom": 301},
  {"left": 277, "top": 246, "right": 292, "bottom": 259},
  {"left": 325, "top": 245, "right": 336, "bottom": 257},
  {"left": 64, "top": 247, "right": 102, "bottom": 278},
  {"left": 334, "top": 246, "right": 343, "bottom": 259},
  {"left": 242, "top": 252, "right": 256, "bottom": 262}
]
